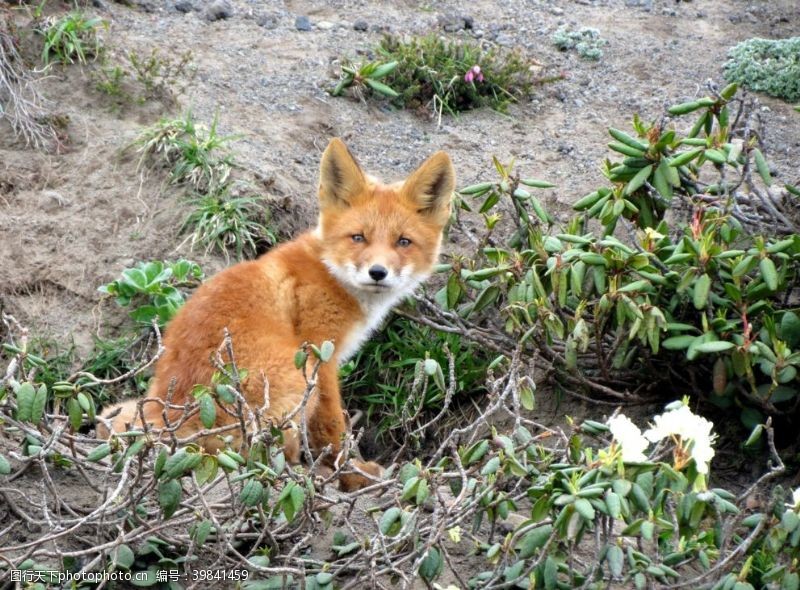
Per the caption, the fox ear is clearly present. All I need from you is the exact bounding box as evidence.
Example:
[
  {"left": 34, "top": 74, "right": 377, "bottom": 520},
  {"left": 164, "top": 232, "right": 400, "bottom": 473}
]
[
  {"left": 402, "top": 151, "right": 455, "bottom": 223},
  {"left": 319, "top": 138, "right": 367, "bottom": 209}
]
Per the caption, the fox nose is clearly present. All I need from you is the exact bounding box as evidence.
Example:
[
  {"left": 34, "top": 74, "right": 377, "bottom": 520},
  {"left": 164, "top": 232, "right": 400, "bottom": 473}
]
[{"left": 368, "top": 265, "right": 388, "bottom": 282}]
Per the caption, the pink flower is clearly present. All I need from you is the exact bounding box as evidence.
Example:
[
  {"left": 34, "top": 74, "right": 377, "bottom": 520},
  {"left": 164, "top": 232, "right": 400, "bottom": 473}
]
[{"left": 464, "top": 65, "right": 484, "bottom": 83}]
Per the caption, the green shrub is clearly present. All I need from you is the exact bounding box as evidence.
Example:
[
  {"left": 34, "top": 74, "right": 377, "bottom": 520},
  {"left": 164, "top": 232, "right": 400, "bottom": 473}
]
[
  {"left": 445, "top": 83, "right": 800, "bottom": 425},
  {"left": 723, "top": 37, "right": 800, "bottom": 102},
  {"left": 334, "top": 33, "right": 535, "bottom": 117},
  {"left": 552, "top": 26, "right": 607, "bottom": 60},
  {"left": 98, "top": 259, "right": 203, "bottom": 327},
  {"left": 181, "top": 185, "right": 275, "bottom": 261},
  {"left": 39, "top": 10, "right": 105, "bottom": 66}
]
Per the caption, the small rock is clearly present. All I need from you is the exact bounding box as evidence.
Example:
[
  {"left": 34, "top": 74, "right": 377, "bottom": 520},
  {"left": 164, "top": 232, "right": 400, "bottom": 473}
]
[
  {"left": 91, "top": 0, "right": 107, "bottom": 9},
  {"left": 438, "top": 13, "right": 473, "bottom": 32},
  {"left": 295, "top": 15, "right": 312, "bottom": 31},
  {"left": 549, "top": 6, "right": 564, "bottom": 15},
  {"left": 625, "top": 0, "right": 653, "bottom": 9},
  {"left": 316, "top": 20, "right": 335, "bottom": 30},
  {"left": 174, "top": 0, "right": 194, "bottom": 13},
  {"left": 353, "top": 19, "right": 369, "bottom": 32},
  {"left": 495, "top": 33, "right": 514, "bottom": 47},
  {"left": 205, "top": 0, "right": 233, "bottom": 21}
]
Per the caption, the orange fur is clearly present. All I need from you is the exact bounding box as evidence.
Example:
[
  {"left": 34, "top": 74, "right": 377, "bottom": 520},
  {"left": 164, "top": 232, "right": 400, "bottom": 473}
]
[{"left": 98, "top": 138, "right": 455, "bottom": 491}]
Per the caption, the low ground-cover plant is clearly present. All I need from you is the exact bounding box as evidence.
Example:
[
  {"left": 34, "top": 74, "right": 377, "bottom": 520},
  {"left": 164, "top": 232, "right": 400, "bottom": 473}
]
[
  {"left": 552, "top": 25, "right": 607, "bottom": 60},
  {"left": 724, "top": 37, "right": 800, "bottom": 102},
  {"left": 134, "top": 111, "right": 235, "bottom": 192},
  {"left": 98, "top": 259, "right": 203, "bottom": 327},
  {"left": 428, "top": 83, "right": 800, "bottom": 427},
  {"left": 180, "top": 185, "right": 275, "bottom": 261},
  {"left": 38, "top": 10, "right": 105, "bottom": 66},
  {"left": 333, "top": 33, "right": 537, "bottom": 118}
]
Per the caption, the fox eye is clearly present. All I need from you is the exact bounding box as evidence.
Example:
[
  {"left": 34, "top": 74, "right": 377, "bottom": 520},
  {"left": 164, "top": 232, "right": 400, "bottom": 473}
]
[
  {"left": 352, "top": 234, "right": 366, "bottom": 243},
  {"left": 397, "top": 237, "right": 412, "bottom": 248}
]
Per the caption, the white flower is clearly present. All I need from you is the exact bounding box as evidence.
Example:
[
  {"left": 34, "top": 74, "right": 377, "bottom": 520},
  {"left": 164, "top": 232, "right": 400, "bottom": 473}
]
[
  {"left": 644, "top": 402, "right": 716, "bottom": 475},
  {"left": 788, "top": 488, "right": 800, "bottom": 511},
  {"left": 607, "top": 414, "right": 649, "bottom": 463}
]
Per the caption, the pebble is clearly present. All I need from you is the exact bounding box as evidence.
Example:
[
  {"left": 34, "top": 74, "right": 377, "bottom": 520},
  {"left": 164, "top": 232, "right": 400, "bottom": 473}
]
[
  {"left": 438, "top": 14, "right": 474, "bottom": 32},
  {"left": 316, "top": 20, "right": 335, "bottom": 30},
  {"left": 353, "top": 19, "right": 369, "bottom": 32},
  {"left": 495, "top": 33, "right": 514, "bottom": 47},
  {"left": 295, "top": 16, "right": 312, "bottom": 31},
  {"left": 174, "top": 0, "right": 194, "bottom": 13},
  {"left": 205, "top": 0, "right": 233, "bottom": 21}
]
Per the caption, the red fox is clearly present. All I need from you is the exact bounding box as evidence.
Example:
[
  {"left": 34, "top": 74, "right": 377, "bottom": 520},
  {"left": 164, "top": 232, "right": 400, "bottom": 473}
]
[{"left": 98, "top": 138, "right": 455, "bottom": 490}]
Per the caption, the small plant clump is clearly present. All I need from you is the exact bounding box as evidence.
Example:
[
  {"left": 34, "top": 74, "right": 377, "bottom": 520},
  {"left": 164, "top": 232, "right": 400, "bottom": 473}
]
[
  {"left": 181, "top": 185, "right": 275, "bottom": 261},
  {"left": 94, "top": 47, "right": 195, "bottom": 104},
  {"left": 552, "top": 25, "right": 607, "bottom": 60},
  {"left": 134, "top": 111, "right": 235, "bottom": 192},
  {"left": 333, "top": 33, "right": 535, "bottom": 118},
  {"left": 38, "top": 10, "right": 105, "bottom": 66},
  {"left": 723, "top": 37, "right": 800, "bottom": 102},
  {"left": 98, "top": 259, "right": 203, "bottom": 327}
]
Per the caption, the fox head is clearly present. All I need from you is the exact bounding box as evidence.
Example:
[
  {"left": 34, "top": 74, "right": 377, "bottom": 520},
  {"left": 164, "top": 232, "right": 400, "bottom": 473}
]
[{"left": 316, "top": 138, "right": 455, "bottom": 300}]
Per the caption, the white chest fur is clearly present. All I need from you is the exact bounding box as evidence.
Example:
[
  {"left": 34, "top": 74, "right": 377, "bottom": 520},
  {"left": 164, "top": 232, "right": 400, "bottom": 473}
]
[{"left": 336, "top": 285, "right": 416, "bottom": 362}]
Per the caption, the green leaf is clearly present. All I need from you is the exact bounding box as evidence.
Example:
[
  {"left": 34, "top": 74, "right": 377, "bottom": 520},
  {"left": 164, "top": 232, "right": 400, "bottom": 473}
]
[
  {"left": 753, "top": 148, "right": 772, "bottom": 186},
  {"left": 662, "top": 335, "right": 696, "bottom": 350},
  {"left": 379, "top": 507, "right": 403, "bottom": 536},
  {"left": 320, "top": 340, "right": 335, "bottom": 362},
  {"left": 419, "top": 547, "right": 443, "bottom": 581},
  {"left": 195, "top": 455, "right": 218, "bottom": 486},
  {"left": 759, "top": 257, "right": 778, "bottom": 291},
  {"left": 544, "top": 555, "right": 558, "bottom": 590},
  {"left": 239, "top": 479, "right": 264, "bottom": 507},
  {"left": 780, "top": 312, "right": 800, "bottom": 348},
  {"left": 193, "top": 519, "right": 213, "bottom": 545},
  {"left": 693, "top": 273, "right": 711, "bottom": 309},
  {"left": 67, "top": 397, "right": 82, "bottom": 431},
  {"left": 113, "top": 544, "right": 135, "bottom": 569},
  {"left": 575, "top": 498, "right": 595, "bottom": 521},
  {"left": 364, "top": 78, "right": 399, "bottom": 97},
  {"left": 607, "top": 545, "right": 624, "bottom": 577},
  {"left": 625, "top": 164, "right": 653, "bottom": 195},
  {"left": 694, "top": 341, "right": 735, "bottom": 354},
  {"left": 159, "top": 479, "right": 182, "bottom": 518},
  {"left": 0, "top": 454, "right": 11, "bottom": 475},
  {"left": 198, "top": 394, "right": 216, "bottom": 429},
  {"left": 16, "top": 382, "right": 36, "bottom": 422},
  {"left": 518, "top": 524, "right": 553, "bottom": 558},
  {"left": 87, "top": 443, "right": 112, "bottom": 462}
]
